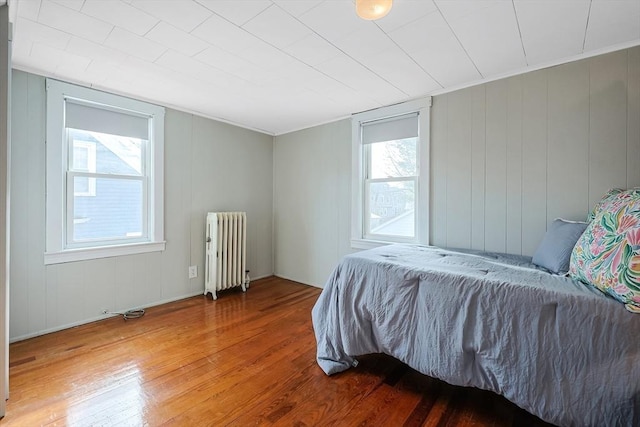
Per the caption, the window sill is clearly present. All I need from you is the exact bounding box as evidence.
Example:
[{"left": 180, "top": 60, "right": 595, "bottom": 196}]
[
  {"left": 44, "top": 241, "right": 166, "bottom": 265},
  {"left": 350, "top": 239, "right": 393, "bottom": 250}
]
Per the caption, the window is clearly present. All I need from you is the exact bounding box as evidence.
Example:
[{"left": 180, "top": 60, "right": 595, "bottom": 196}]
[
  {"left": 45, "top": 79, "right": 165, "bottom": 264},
  {"left": 351, "top": 98, "right": 431, "bottom": 248}
]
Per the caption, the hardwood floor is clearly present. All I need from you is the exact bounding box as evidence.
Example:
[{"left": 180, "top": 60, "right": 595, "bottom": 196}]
[{"left": 3, "top": 277, "right": 554, "bottom": 426}]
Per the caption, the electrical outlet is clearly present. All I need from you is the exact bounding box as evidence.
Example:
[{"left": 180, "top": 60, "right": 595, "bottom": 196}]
[{"left": 188, "top": 265, "right": 198, "bottom": 279}]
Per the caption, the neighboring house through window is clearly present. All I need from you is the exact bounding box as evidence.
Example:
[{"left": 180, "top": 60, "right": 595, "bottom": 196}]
[
  {"left": 351, "top": 98, "right": 431, "bottom": 249},
  {"left": 45, "top": 79, "right": 165, "bottom": 264},
  {"left": 71, "top": 140, "right": 96, "bottom": 197}
]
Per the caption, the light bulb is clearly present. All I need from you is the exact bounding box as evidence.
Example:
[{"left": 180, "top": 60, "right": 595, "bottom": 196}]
[{"left": 356, "top": 0, "right": 393, "bottom": 21}]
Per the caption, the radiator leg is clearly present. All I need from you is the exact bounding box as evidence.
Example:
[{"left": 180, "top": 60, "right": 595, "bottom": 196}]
[{"left": 204, "top": 290, "right": 218, "bottom": 300}]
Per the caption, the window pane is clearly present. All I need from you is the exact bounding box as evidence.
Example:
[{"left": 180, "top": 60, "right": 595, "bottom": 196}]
[
  {"left": 75, "top": 176, "right": 89, "bottom": 193},
  {"left": 73, "top": 176, "right": 96, "bottom": 197},
  {"left": 368, "top": 180, "right": 415, "bottom": 238},
  {"left": 72, "top": 176, "right": 143, "bottom": 242},
  {"left": 73, "top": 145, "right": 89, "bottom": 170},
  {"left": 69, "top": 128, "right": 144, "bottom": 176},
  {"left": 370, "top": 137, "right": 417, "bottom": 179}
]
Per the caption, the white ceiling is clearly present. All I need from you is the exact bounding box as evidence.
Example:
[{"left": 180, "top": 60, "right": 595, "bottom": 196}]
[{"left": 10, "top": 0, "right": 640, "bottom": 135}]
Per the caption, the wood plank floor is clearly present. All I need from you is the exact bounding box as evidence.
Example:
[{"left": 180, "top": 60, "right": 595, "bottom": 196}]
[{"left": 3, "top": 277, "right": 554, "bottom": 426}]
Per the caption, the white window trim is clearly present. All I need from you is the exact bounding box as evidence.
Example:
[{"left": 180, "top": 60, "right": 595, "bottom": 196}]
[
  {"left": 351, "top": 97, "right": 431, "bottom": 249},
  {"left": 45, "top": 79, "right": 165, "bottom": 265}
]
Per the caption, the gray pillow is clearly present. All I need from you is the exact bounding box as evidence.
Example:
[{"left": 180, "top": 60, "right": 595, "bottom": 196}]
[{"left": 532, "top": 218, "right": 588, "bottom": 274}]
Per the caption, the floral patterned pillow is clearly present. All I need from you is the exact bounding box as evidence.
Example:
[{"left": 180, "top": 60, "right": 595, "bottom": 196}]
[
  {"left": 569, "top": 189, "right": 640, "bottom": 312},
  {"left": 586, "top": 188, "right": 624, "bottom": 222}
]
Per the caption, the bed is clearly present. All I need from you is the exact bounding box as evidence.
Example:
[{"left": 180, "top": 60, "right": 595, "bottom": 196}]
[{"left": 311, "top": 243, "right": 640, "bottom": 427}]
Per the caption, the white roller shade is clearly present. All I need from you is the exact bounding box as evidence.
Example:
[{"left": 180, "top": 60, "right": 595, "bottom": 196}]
[
  {"left": 65, "top": 100, "right": 149, "bottom": 140},
  {"left": 361, "top": 113, "right": 418, "bottom": 145}
]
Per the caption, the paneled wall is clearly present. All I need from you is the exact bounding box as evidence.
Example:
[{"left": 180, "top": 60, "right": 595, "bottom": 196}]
[
  {"left": 10, "top": 70, "right": 273, "bottom": 341},
  {"left": 274, "top": 46, "right": 640, "bottom": 288},
  {"left": 431, "top": 47, "right": 640, "bottom": 256},
  {"left": 273, "top": 119, "right": 353, "bottom": 287}
]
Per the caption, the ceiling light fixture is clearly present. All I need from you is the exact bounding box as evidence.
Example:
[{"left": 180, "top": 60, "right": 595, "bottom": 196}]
[{"left": 355, "top": 0, "right": 393, "bottom": 20}]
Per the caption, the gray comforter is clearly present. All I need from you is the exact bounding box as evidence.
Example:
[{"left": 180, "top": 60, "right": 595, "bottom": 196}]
[{"left": 312, "top": 244, "right": 640, "bottom": 426}]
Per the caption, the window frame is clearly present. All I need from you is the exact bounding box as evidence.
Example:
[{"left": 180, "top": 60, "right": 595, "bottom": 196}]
[
  {"left": 351, "top": 98, "right": 431, "bottom": 249},
  {"left": 45, "top": 79, "right": 165, "bottom": 265}
]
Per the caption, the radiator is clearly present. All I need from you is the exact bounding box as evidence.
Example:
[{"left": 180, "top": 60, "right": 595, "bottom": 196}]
[{"left": 205, "top": 212, "right": 249, "bottom": 300}]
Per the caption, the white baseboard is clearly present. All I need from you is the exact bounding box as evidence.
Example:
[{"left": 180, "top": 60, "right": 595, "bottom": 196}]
[
  {"left": 10, "top": 290, "right": 204, "bottom": 343},
  {"left": 10, "top": 274, "right": 292, "bottom": 343},
  {"left": 273, "top": 274, "right": 323, "bottom": 289}
]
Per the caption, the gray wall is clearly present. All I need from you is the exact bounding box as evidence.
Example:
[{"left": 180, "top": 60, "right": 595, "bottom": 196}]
[
  {"left": 431, "top": 47, "right": 640, "bottom": 255},
  {"left": 10, "top": 45, "right": 640, "bottom": 338},
  {"left": 273, "top": 119, "right": 353, "bottom": 287},
  {"left": 10, "top": 70, "right": 274, "bottom": 341},
  {"left": 273, "top": 46, "right": 640, "bottom": 287}
]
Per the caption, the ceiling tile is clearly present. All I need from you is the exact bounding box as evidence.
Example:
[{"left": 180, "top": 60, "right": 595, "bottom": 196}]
[
  {"left": 315, "top": 53, "right": 408, "bottom": 103},
  {"left": 298, "top": 0, "right": 370, "bottom": 43},
  {"left": 232, "top": 65, "right": 283, "bottom": 86},
  {"left": 107, "top": 56, "right": 179, "bottom": 92},
  {"left": 585, "top": 0, "right": 640, "bottom": 51},
  {"left": 387, "top": 10, "right": 443, "bottom": 54},
  {"left": 359, "top": 48, "right": 441, "bottom": 95},
  {"left": 66, "top": 36, "right": 128, "bottom": 65},
  {"left": 273, "top": 0, "right": 323, "bottom": 17},
  {"left": 155, "top": 49, "right": 225, "bottom": 85},
  {"left": 80, "top": 0, "right": 159, "bottom": 36},
  {"left": 269, "top": 62, "right": 323, "bottom": 86},
  {"left": 301, "top": 73, "right": 363, "bottom": 108},
  {"left": 30, "top": 41, "right": 91, "bottom": 72},
  {"left": 389, "top": 11, "right": 480, "bottom": 87},
  {"left": 434, "top": 0, "right": 501, "bottom": 21},
  {"left": 37, "top": 0, "right": 114, "bottom": 44},
  {"left": 51, "top": 0, "right": 83, "bottom": 12},
  {"left": 242, "top": 4, "right": 313, "bottom": 49},
  {"left": 258, "top": 60, "right": 319, "bottom": 87},
  {"left": 196, "top": 0, "right": 272, "bottom": 26},
  {"left": 104, "top": 27, "right": 167, "bottom": 63},
  {"left": 281, "top": 33, "right": 342, "bottom": 66},
  {"left": 130, "top": 0, "right": 212, "bottom": 33},
  {"left": 515, "top": 0, "right": 589, "bottom": 64},
  {"left": 17, "top": 0, "right": 42, "bottom": 21},
  {"left": 194, "top": 45, "right": 255, "bottom": 74},
  {"left": 438, "top": 0, "right": 526, "bottom": 76},
  {"left": 376, "top": 0, "right": 438, "bottom": 33},
  {"left": 411, "top": 47, "right": 481, "bottom": 88},
  {"left": 332, "top": 25, "right": 397, "bottom": 61},
  {"left": 83, "top": 60, "right": 125, "bottom": 85},
  {"left": 236, "top": 40, "right": 299, "bottom": 69},
  {"left": 192, "top": 13, "right": 261, "bottom": 52},
  {"left": 14, "top": 17, "right": 71, "bottom": 51},
  {"left": 146, "top": 22, "right": 209, "bottom": 57},
  {"left": 11, "top": 38, "right": 33, "bottom": 65}
]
